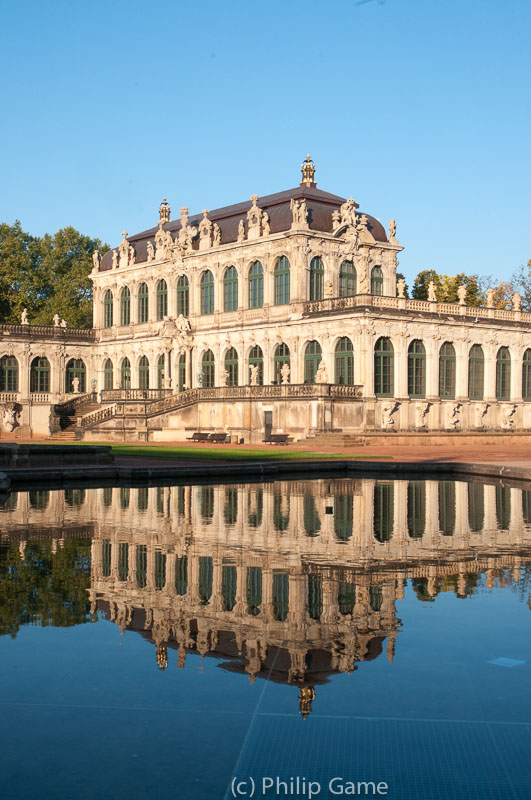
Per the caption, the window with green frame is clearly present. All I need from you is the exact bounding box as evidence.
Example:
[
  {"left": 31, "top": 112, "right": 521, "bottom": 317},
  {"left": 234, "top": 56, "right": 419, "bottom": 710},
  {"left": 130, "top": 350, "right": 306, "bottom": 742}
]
[
  {"left": 248, "top": 261, "right": 264, "bottom": 308},
  {"left": 224, "top": 488, "right": 238, "bottom": 525},
  {"left": 247, "top": 489, "right": 263, "bottom": 527},
  {"left": 119, "top": 486, "right": 130, "bottom": 509},
  {"left": 246, "top": 566, "right": 262, "bottom": 616},
  {"left": 273, "top": 343, "right": 290, "bottom": 384},
  {"left": 523, "top": 350, "right": 531, "bottom": 401},
  {"left": 438, "top": 481, "right": 456, "bottom": 535},
  {"left": 468, "top": 483, "right": 484, "bottom": 532},
  {"left": 468, "top": 345, "right": 484, "bottom": 400},
  {"left": 224, "top": 347, "right": 239, "bottom": 386},
  {"left": 339, "top": 260, "right": 356, "bottom": 297},
  {"left": 200, "top": 270, "right": 214, "bottom": 314},
  {"left": 156, "top": 486, "right": 165, "bottom": 514},
  {"left": 102, "top": 487, "right": 113, "bottom": 507},
  {"left": 120, "top": 357, "right": 131, "bottom": 389},
  {"left": 495, "top": 486, "right": 511, "bottom": 530},
  {"left": 0, "top": 355, "right": 18, "bottom": 392},
  {"left": 30, "top": 357, "right": 50, "bottom": 393},
  {"left": 137, "top": 282, "right": 148, "bottom": 323},
  {"left": 371, "top": 266, "right": 383, "bottom": 295},
  {"left": 101, "top": 540, "right": 112, "bottom": 578},
  {"left": 303, "top": 495, "right": 321, "bottom": 536},
  {"left": 157, "top": 354, "right": 165, "bottom": 389},
  {"left": 248, "top": 345, "right": 263, "bottom": 385},
  {"left": 103, "top": 289, "right": 113, "bottom": 328},
  {"left": 199, "top": 486, "right": 214, "bottom": 521},
  {"left": 309, "top": 256, "right": 324, "bottom": 301},
  {"left": 273, "top": 492, "right": 289, "bottom": 531},
  {"left": 334, "top": 337, "right": 354, "bottom": 385},
  {"left": 374, "top": 337, "right": 394, "bottom": 396},
  {"left": 223, "top": 266, "right": 238, "bottom": 311},
  {"left": 177, "top": 353, "right": 186, "bottom": 392},
  {"left": 65, "top": 358, "right": 86, "bottom": 393},
  {"left": 496, "top": 347, "right": 511, "bottom": 400},
  {"left": 198, "top": 556, "right": 213, "bottom": 604},
  {"left": 175, "top": 555, "right": 188, "bottom": 596},
  {"left": 176, "top": 275, "right": 189, "bottom": 317},
  {"left": 308, "top": 575, "right": 323, "bottom": 620},
  {"left": 154, "top": 551, "right": 166, "bottom": 590},
  {"left": 103, "top": 358, "right": 113, "bottom": 390},
  {"left": 522, "top": 491, "right": 531, "bottom": 525},
  {"left": 304, "top": 340, "right": 322, "bottom": 384},
  {"left": 136, "top": 545, "right": 147, "bottom": 588},
  {"left": 120, "top": 286, "right": 130, "bottom": 326},
  {"left": 272, "top": 571, "right": 289, "bottom": 621},
  {"left": 334, "top": 494, "right": 353, "bottom": 541},
  {"left": 408, "top": 340, "right": 426, "bottom": 398},
  {"left": 29, "top": 490, "right": 49, "bottom": 509},
  {"left": 274, "top": 256, "right": 290, "bottom": 305},
  {"left": 369, "top": 586, "right": 383, "bottom": 611},
  {"left": 338, "top": 581, "right": 356, "bottom": 616},
  {"left": 65, "top": 488, "right": 85, "bottom": 506},
  {"left": 138, "top": 355, "right": 149, "bottom": 389},
  {"left": 221, "top": 564, "right": 237, "bottom": 611},
  {"left": 118, "top": 543, "right": 128, "bottom": 581},
  {"left": 137, "top": 486, "right": 148, "bottom": 511},
  {"left": 373, "top": 481, "right": 394, "bottom": 542},
  {"left": 156, "top": 279, "right": 168, "bottom": 320},
  {"left": 439, "top": 342, "right": 456, "bottom": 399},
  {"left": 407, "top": 481, "right": 426, "bottom": 538},
  {"left": 201, "top": 350, "right": 215, "bottom": 387}
]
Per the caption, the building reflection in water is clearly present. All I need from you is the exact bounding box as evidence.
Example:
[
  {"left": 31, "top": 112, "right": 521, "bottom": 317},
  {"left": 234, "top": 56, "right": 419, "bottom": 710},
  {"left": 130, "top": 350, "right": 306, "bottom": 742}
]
[{"left": 1, "top": 478, "right": 531, "bottom": 717}]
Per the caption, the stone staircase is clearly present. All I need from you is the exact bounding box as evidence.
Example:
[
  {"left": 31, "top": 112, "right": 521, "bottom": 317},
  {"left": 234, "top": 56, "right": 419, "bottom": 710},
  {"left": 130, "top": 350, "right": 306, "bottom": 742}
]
[
  {"left": 304, "top": 431, "right": 367, "bottom": 447},
  {"left": 51, "top": 395, "right": 101, "bottom": 440}
]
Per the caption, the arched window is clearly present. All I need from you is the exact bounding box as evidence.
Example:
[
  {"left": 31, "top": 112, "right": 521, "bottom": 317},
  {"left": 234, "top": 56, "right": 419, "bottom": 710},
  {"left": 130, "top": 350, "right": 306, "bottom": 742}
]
[
  {"left": 371, "top": 266, "right": 383, "bottom": 296},
  {"left": 65, "top": 488, "right": 86, "bottom": 507},
  {"left": 177, "top": 353, "right": 186, "bottom": 392},
  {"left": 303, "top": 495, "right": 321, "bottom": 536},
  {"left": 496, "top": 347, "right": 511, "bottom": 400},
  {"left": 246, "top": 566, "right": 262, "bottom": 615},
  {"left": 408, "top": 340, "right": 426, "bottom": 398},
  {"left": 120, "top": 357, "right": 131, "bottom": 389},
  {"left": 334, "top": 337, "right": 354, "bottom": 385},
  {"left": 308, "top": 575, "right": 323, "bottom": 620},
  {"left": 374, "top": 482, "right": 394, "bottom": 542},
  {"left": 30, "top": 357, "right": 50, "bottom": 393},
  {"left": 199, "top": 556, "right": 213, "bottom": 603},
  {"left": 117, "top": 542, "right": 128, "bottom": 581},
  {"left": 136, "top": 545, "right": 147, "bottom": 589},
  {"left": 407, "top": 481, "right": 426, "bottom": 538},
  {"left": 374, "top": 338, "right": 394, "bottom": 396},
  {"left": 157, "top": 354, "right": 165, "bottom": 389},
  {"left": 224, "top": 347, "right": 239, "bottom": 387},
  {"left": 175, "top": 275, "right": 189, "bottom": 317},
  {"left": 338, "top": 581, "right": 356, "bottom": 616},
  {"left": 468, "top": 483, "right": 484, "bottom": 532},
  {"left": 223, "top": 266, "right": 238, "bottom": 311},
  {"left": 29, "top": 490, "right": 49, "bottom": 509},
  {"left": 224, "top": 488, "right": 238, "bottom": 526},
  {"left": 309, "top": 256, "right": 324, "bottom": 301},
  {"left": 103, "top": 289, "right": 113, "bottom": 328},
  {"left": 200, "top": 270, "right": 214, "bottom": 315},
  {"left": 202, "top": 350, "right": 215, "bottom": 388},
  {"left": 248, "top": 261, "right": 264, "bottom": 308},
  {"left": 468, "top": 345, "right": 484, "bottom": 400},
  {"left": 65, "top": 359, "right": 86, "bottom": 393},
  {"left": 120, "top": 286, "right": 130, "bottom": 326},
  {"left": 154, "top": 551, "right": 166, "bottom": 590},
  {"left": 0, "top": 356, "right": 18, "bottom": 392},
  {"left": 156, "top": 279, "right": 168, "bottom": 320},
  {"left": 272, "top": 572, "right": 289, "bottom": 621},
  {"left": 304, "top": 340, "right": 322, "bottom": 384},
  {"left": 523, "top": 349, "right": 531, "bottom": 401},
  {"left": 175, "top": 555, "right": 187, "bottom": 595},
  {"left": 274, "top": 256, "right": 290, "bottom": 305},
  {"left": 137, "top": 282, "right": 148, "bottom": 323},
  {"left": 222, "top": 564, "right": 237, "bottom": 611},
  {"left": 438, "top": 481, "right": 456, "bottom": 535},
  {"left": 103, "top": 358, "right": 113, "bottom": 391},
  {"left": 273, "top": 492, "right": 289, "bottom": 531},
  {"left": 273, "top": 343, "right": 290, "bottom": 384},
  {"left": 247, "top": 489, "right": 263, "bottom": 528},
  {"left": 439, "top": 342, "right": 456, "bottom": 399},
  {"left": 339, "top": 260, "right": 357, "bottom": 297},
  {"left": 137, "top": 487, "right": 148, "bottom": 511},
  {"left": 496, "top": 486, "right": 511, "bottom": 530},
  {"left": 138, "top": 356, "right": 149, "bottom": 389},
  {"left": 369, "top": 586, "right": 383, "bottom": 612},
  {"left": 334, "top": 494, "right": 353, "bottom": 541},
  {"left": 248, "top": 345, "right": 263, "bottom": 385}
]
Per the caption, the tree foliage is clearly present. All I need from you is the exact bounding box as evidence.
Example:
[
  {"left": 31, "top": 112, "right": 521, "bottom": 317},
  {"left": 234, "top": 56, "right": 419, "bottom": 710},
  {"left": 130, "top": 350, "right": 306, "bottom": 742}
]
[
  {"left": 412, "top": 269, "right": 482, "bottom": 305},
  {"left": 0, "top": 221, "right": 108, "bottom": 328}
]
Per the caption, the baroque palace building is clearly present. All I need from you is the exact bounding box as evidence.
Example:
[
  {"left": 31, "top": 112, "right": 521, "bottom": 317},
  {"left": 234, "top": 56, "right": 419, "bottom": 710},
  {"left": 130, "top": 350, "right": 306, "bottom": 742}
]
[{"left": 2, "top": 156, "right": 531, "bottom": 439}]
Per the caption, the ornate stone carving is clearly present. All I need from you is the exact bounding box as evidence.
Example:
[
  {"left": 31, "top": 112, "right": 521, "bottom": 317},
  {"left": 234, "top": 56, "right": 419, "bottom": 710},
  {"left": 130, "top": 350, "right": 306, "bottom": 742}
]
[
  {"left": 246, "top": 195, "right": 262, "bottom": 240},
  {"left": 415, "top": 401, "right": 431, "bottom": 428},
  {"left": 155, "top": 223, "right": 173, "bottom": 260},
  {"left": 159, "top": 197, "right": 171, "bottom": 223},
  {"left": 397, "top": 278, "right": 406, "bottom": 298},
  {"left": 2, "top": 403, "right": 21, "bottom": 431},
  {"left": 212, "top": 223, "right": 221, "bottom": 247},
  {"left": 53, "top": 313, "right": 60, "bottom": 327},
  {"left": 457, "top": 284, "right": 467, "bottom": 305},
  {"left": 486, "top": 288, "right": 495, "bottom": 308},
  {"left": 237, "top": 220, "right": 245, "bottom": 243},
  {"left": 128, "top": 244, "right": 136, "bottom": 266},
  {"left": 92, "top": 250, "right": 100, "bottom": 270},
  {"left": 119, "top": 232, "right": 130, "bottom": 268},
  {"left": 199, "top": 210, "right": 213, "bottom": 251},
  {"left": 112, "top": 249, "right": 118, "bottom": 269},
  {"left": 280, "top": 363, "right": 290, "bottom": 384},
  {"left": 382, "top": 401, "right": 400, "bottom": 431},
  {"left": 290, "top": 198, "right": 309, "bottom": 229},
  {"left": 249, "top": 365, "right": 259, "bottom": 386},
  {"left": 476, "top": 403, "right": 490, "bottom": 427},
  {"left": 324, "top": 279, "right": 334, "bottom": 298},
  {"left": 146, "top": 241, "right": 155, "bottom": 262},
  {"left": 21, "top": 308, "right": 28, "bottom": 324},
  {"left": 261, "top": 211, "right": 270, "bottom": 237},
  {"left": 428, "top": 281, "right": 437, "bottom": 302},
  {"left": 501, "top": 404, "right": 517, "bottom": 429},
  {"left": 314, "top": 360, "right": 328, "bottom": 383},
  {"left": 513, "top": 292, "right": 521, "bottom": 311},
  {"left": 388, "top": 218, "right": 397, "bottom": 242},
  {"left": 446, "top": 403, "right": 462, "bottom": 430},
  {"left": 177, "top": 207, "right": 198, "bottom": 253}
]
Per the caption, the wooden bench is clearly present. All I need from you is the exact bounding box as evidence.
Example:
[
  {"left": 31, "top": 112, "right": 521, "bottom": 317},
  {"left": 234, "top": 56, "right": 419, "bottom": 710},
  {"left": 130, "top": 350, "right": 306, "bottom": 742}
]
[
  {"left": 263, "top": 433, "right": 292, "bottom": 445},
  {"left": 208, "top": 432, "right": 229, "bottom": 443},
  {"left": 187, "top": 432, "right": 210, "bottom": 442}
]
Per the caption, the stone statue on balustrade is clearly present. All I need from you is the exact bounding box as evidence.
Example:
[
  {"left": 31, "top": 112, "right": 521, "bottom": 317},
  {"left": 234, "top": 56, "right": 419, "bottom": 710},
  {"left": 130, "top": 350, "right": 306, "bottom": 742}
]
[
  {"left": 397, "top": 277, "right": 406, "bottom": 298},
  {"left": 280, "top": 363, "right": 290, "bottom": 385},
  {"left": 72, "top": 377, "right": 80, "bottom": 394},
  {"left": 486, "top": 288, "right": 495, "bottom": 308},
  {"left": 213, "top": 223, "right": 221, "bottom": 247},
  {"left": 513, "top": 292, "right": 521, "bottom": 311},
  {"left": 428, "top": 281, "right": 437, "bottom": 302},
  {"left": 92, "top": 250, "right": 100, "bottom": 270},
  {"left": 237, "top": 220, "right": 245, "bottom": 243},
  {"left": 457, "top": 284, "right": 467, "bottom": 305},
  {"left": 222, "top": 369, "right": 230, "bottom": 387},
  {"left": 21, "top": 308, "right": 28, "bottom": 324},
  {"left": 53, "top": 313, "right": 60, "bottom": 327},
  {"left": 249, "top": 365, "right": 259, "bottom": 386},
  {"left": 314, "top": 360, "right": 328, "bottom": 383},
  {"left": 146, "top": 241, "right": 155, "bottom": 262}
]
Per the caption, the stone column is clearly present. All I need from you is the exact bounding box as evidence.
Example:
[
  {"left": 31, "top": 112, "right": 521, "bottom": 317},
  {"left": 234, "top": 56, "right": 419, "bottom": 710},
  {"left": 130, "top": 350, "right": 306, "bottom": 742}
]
[
  {"left": 511, "top": 348, "right": 522, "bottom": 401},
  {"left": 483, "top": 345, "right": 496, "bottom": 401}
]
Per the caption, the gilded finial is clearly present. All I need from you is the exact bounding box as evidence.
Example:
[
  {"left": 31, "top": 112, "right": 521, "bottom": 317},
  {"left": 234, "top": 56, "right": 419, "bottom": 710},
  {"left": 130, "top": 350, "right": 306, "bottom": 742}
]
[
  {"left": 159, "top": 197, "right": 171, "bottom": 223},
  {"left": 156, "top": 645, "right": 168, "bottom": 671},
  {"left": 298, "top": 685, "right": 315, "bottom": 719},
  {"left": 301, "top": 154, "right": 316, "bottom": 188}
]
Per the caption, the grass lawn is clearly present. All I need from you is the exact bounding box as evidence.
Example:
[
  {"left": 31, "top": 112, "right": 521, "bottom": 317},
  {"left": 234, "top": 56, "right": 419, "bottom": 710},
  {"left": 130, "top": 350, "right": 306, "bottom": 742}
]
[{"left": 86, "top": 444, "right": 383, "bottom": 462}]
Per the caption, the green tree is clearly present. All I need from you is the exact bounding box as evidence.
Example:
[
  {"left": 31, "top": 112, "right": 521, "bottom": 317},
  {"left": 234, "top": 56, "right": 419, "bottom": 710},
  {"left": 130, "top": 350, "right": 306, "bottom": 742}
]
[{"left": 412, "top": 269, "right": 482, "bottom": 306}]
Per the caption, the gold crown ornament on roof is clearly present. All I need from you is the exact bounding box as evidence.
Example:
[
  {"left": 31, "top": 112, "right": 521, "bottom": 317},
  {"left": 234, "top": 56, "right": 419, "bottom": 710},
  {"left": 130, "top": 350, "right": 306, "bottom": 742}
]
[{"left": 300, "top": 155, "right": 316, "bottom": 187}]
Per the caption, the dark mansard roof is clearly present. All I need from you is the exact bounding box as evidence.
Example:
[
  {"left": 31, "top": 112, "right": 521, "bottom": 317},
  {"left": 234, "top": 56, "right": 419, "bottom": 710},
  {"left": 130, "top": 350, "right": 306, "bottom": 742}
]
[{"left": 99, "top": 184, "right": 388, "bottom": 271}]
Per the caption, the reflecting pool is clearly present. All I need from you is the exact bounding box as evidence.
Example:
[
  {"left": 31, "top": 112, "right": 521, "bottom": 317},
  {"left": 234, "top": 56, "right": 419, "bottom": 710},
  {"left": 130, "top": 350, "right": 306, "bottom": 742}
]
[{"left": 1, "top": 478, "right": 531, "bottom": 799}]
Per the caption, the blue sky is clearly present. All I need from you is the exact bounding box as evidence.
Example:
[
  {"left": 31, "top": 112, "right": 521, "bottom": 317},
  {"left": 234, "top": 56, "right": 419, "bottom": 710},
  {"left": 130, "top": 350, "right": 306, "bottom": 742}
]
[{"left": 1, "top": 0, "right": 530, "bottom": 285}]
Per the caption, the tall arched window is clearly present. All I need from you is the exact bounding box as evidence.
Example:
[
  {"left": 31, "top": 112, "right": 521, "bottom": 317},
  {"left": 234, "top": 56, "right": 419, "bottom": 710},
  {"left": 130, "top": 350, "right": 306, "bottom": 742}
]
[
  {"left": 120, "top": 286, "right": 130, "bottom": 326},
  {"left": 438, "top": 481, "right": 456, "bottom": 536},
  {"left": 248, "top": 345, "right": 264, "bottom": 385},
  {"left": 339, "top": 260, "right": 357, "bottom": 297},
  {"left": 371, "top": 266, "right": 383, "bottom": 295},
  {"left": 30, "top": 357, "right": 50, "bottom": 393},
  {"left": 273, "top": 343, "right": 290, "bottom": 384},
  {"left": 439, "top": 342, "right": 456, "bottom": 399},
  {"left": 65, "top": 359, "right": 86, "bottom": 393},
  {"left": 103, "top": 290, "right": 113, "bottom": 328},
  {"left": 137, "top": 282, "right": 148, "bottom": 323},
  {"left": 468, "top": 483, "right": 484, "bottom": 532},
  {"left": 248, "top": 261, "right": 264, "bottom": 308},
  {"left": 274, "top": 256, "right": 290, "bottom": 305},
  {"left": 373, "top": 482, "right": 394, "bottom": 542},
  {"left": 309, "top": 256, "right": 324, "bottom": 301},
  {"left": 223, "top": 266, "right": 238, "bottom": 311},
  {"left": 176, "top": 275, "right": 189, "bottom": 317},
  {"left": 407, "top": 481, "right": 426, "bottom": 538},
  {"left": 496, "top": 347, "right": 511, "bottom": 400},
  {"left": 496, "top": 486, "right": 511, "bottom": 530},
  {"left": 304, "top": 340, "right": 322, "bottom": 384},
  {"left": 0, "top": 356, "right": 18, "bottom": 392},
  {"left": 408, "top": 340, "right": 426, "bottom": 398},
  {"left": 523, "top": 350, "right": 531, "bottom": 401},
  {"left": 224, "top": 347, "right": 239, "bottom": 387},
  {"left": 177, "top": 353, "right": 186, "bottom": 392},
  {"left": 334, "top": 337, "right": 354, "bottom": 385},
  {"left": 374, "top": 337, "right": 394, "bottom": 396},
  {"left": 120, "top": 357, "right": 131, "bottom": 389},
  {"left": 272, "top": 572, "right": 289, "bottom": 621},
  {"left": 202, "top": 350, "right": 215, "bottom": 388},
  {"left": 200, "top": 270, "right": 214, "bottom": 315},
  {"left": 334, "top": 495, "right": 353, "bottom": 541},
  {"left": 468, "top": 345, "right": 484, "bottom": 400},
  {"left": 157, "top": 354, "right": 165, "bottom": 389},
  {"left": 103, "top": 358, "right": 113, "bottom": 391},
  {"left": 138, "top": 356, "right": 149, "bottom": 389},
  {"left": 156, "top": 279, "right": 168, "bottom": 320}
]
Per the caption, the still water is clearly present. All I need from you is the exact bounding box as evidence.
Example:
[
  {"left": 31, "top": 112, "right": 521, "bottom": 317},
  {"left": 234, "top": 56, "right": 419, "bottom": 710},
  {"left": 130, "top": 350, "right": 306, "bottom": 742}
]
[{"left": 1, "top": 478, "right": 531, "bottom": 800}]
